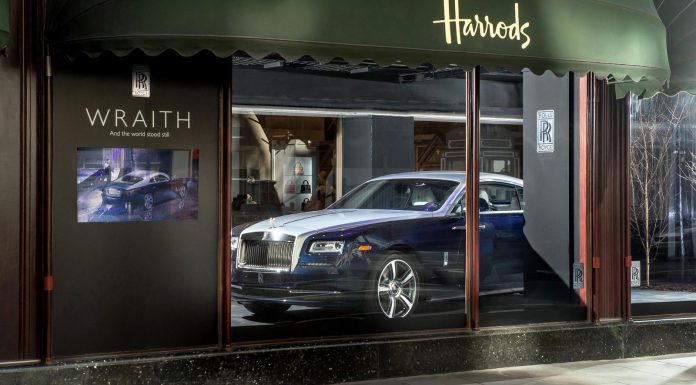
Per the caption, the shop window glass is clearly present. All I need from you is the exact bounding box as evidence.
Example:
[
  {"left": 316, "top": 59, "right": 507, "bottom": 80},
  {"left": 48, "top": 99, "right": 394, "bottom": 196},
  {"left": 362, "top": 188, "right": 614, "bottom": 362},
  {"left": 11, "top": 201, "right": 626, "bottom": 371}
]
[
  {"left": 229, "top": 64, "right": 587, "bottom": 340},
  {"left": 630, "top": 93, "right": 696, "bottom": 316},
  {"left": 231, "top": 114, "right": 337, "bottom": 226},
  {"left": 478, "top": 71, "right": 588, "bottom": 326},
  {"left": 230, "top": 63, "right": 472, "bottom": 342}
]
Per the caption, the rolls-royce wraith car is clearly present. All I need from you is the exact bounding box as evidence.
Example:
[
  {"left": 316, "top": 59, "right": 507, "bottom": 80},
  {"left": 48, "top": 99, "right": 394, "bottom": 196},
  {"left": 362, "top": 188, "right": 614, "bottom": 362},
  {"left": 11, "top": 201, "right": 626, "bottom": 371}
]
[
  {"left": 102, "top": 170, "right": 187, "bottom": 210},
  {"left": 231, "top": 172, "right": 525, "bottom": 319}
]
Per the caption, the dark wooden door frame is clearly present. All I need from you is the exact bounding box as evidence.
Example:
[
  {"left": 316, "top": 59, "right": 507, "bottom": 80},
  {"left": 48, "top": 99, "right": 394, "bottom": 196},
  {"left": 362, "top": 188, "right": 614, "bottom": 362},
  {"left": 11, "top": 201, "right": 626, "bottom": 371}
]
[
  {"left": 465, "top": 66, "right": 481, "bottom": 330},
  {"left": 589, "top": 76, "right": 632, "bottom": 323},
  {"left": 16, "top": 0, "right": 44, "bottom": 364},
  {"left": 41, "top": 52, "right": 53, "bottom": 362},
  {"left": 222, "top": 64, "right": 232, "bottom": 349}
]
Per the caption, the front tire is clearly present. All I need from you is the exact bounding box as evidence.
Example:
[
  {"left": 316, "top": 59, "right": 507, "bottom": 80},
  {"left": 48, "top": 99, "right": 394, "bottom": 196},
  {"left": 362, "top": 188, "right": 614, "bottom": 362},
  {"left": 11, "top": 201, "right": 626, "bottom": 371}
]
[{"left": 373, "top": 252, "right": 420, "bottom": 319}]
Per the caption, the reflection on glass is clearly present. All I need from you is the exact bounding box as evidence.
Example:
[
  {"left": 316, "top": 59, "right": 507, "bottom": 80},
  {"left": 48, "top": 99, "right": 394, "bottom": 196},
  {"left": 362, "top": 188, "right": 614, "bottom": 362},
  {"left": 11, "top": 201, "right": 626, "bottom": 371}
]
[
  {"left": 479, "top": 175, "right": 525, "bottom": 298},
  {"left": 630, "top": 93, "right": 696, "bottom": 316},
  {"left": 231, "top": 114, "right": 338, "bottom": 228},
  {"left": 478, "top": 71, "right": 587, "bottom": 325}
]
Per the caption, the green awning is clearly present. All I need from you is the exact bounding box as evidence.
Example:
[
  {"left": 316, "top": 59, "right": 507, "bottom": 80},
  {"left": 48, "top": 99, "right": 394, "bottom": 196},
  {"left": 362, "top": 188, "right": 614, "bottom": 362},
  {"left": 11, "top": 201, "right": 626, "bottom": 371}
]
[
  {"left": 654, "top": 0, "right": 696, "bottom": 94},
  {"left": 0, "top": 0, "right": 9, "bottom": 52},
  {"left": 48, "top": 0, "right": 670, "bottom": 96}
]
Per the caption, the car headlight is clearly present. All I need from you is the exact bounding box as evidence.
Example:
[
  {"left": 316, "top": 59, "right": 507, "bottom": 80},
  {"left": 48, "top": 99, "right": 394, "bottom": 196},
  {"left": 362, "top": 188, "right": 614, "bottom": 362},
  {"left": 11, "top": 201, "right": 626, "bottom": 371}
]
[
  {"left": 231, "top": 236, "right": 239, "bottom": 251},
  {"left": 309, "top": 240, "right": 345, "bottom": 254},
  {"left": 105, "top": 188, "right": 122, "bottom": 197}
]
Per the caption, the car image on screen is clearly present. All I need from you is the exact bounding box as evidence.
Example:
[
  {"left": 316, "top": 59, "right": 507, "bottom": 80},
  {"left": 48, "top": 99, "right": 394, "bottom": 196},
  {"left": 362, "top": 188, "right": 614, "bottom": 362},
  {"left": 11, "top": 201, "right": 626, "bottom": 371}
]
[
  {"left": 102, "top": 170, "right": 188, "bottom": 211},
  {"left": 231, "top": 172, "right": 525, "bottom": 320}
]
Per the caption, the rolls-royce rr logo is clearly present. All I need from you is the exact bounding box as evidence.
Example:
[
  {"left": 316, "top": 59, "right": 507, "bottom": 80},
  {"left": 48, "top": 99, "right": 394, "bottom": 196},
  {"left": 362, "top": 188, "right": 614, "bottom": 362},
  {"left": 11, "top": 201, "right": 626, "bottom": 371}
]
[
  {"left": 132, "top": 65, "right": 151, "bottom": 98},
  {"left": 536, "top": 110, "right": 554, "bottom": 153},
  {"left": 257, "top": 273, "right": 264, "bottom": 284}
]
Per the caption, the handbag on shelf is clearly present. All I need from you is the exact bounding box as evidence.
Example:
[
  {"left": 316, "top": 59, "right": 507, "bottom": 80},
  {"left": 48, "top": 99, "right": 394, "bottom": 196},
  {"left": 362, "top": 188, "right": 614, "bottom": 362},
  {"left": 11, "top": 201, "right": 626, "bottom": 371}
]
[
  {"left": 294, "top": 161, "right": 304, "bottom": 176},
  {"left": 300, "top": 180, "right": 311, "bottom": 194},
  {"left": 301, "top": 198, "right": 310, "bottom": 211},
  {"left": 284, "top": 179, "right": 296, "bottom": 194}
]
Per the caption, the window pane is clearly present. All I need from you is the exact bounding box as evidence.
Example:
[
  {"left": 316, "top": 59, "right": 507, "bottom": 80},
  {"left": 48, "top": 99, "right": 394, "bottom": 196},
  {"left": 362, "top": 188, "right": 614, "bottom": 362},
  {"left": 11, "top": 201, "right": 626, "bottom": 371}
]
[
  {"left": 480, "top": 184, "right": 521, "bottom": 211},
  {"left": 478, "top": 71, "right": 587, "bottom": 326},
  {"left": 230, "top": 64, "right": 471, "bottom": 342},
  {"left": 231, "top": 114, "right": 336, "bottom": 227},
  {"left": 630, "top": 93, "right": 696, "bottom": 316}
]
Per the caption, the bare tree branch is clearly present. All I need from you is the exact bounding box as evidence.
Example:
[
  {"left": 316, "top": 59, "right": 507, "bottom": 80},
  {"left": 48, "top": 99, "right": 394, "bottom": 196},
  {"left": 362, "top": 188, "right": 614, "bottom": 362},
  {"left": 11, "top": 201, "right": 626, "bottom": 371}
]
[{"left": 630, "top": 93, "right": 695, "bottom": 286}]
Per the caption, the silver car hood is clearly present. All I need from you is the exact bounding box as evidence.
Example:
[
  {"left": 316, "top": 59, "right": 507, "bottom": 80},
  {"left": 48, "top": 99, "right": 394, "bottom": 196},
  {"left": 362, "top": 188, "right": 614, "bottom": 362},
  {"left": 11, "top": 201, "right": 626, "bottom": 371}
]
[{"left": 241, "top": 209, "right": 431, "bottom": 238}]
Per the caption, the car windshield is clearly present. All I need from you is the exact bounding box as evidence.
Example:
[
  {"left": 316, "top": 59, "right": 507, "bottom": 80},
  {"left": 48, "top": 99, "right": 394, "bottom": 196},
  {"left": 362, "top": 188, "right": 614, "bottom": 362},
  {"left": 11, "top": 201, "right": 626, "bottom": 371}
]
[
  {"left": 330, "top": 179, "right": 459, "bottom": 212},
  {"left": 118, "top": 175, "right": 144, "bottom": 184}
]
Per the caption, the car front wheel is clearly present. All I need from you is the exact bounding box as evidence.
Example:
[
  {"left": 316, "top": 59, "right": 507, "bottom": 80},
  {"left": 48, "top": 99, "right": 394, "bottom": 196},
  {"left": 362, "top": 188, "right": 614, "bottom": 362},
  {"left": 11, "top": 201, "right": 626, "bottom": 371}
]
[
  {"left": 142, "top": 193, "right": 154, "bottom": 211},
  {"left": 374, "top": 253, "right": 419, "bottom": 319},
  {"left": 176, "top": 184, "right": 187, "bottom": 199}
]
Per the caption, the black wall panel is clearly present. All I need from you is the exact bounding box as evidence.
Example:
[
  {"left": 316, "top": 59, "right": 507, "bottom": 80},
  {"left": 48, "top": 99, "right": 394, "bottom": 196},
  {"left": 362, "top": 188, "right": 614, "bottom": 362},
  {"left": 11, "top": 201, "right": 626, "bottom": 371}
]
[
  {"left": 52, "top": 57, "right": 220, "bottom": 357},
  {"left": 522, "top": 71, "right": 574, "bottom": 299}
]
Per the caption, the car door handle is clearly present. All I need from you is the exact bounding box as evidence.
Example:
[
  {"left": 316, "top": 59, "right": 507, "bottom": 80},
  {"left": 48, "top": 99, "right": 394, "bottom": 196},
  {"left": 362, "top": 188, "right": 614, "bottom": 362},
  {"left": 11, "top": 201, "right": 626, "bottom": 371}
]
[{"left": 451, "top": 225, "right": 486, "bottom": 231}]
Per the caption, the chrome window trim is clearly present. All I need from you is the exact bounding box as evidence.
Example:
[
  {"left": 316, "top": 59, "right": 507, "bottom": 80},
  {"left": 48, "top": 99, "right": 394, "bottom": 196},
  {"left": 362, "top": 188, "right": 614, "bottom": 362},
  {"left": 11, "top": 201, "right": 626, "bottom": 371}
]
[
  {"left": 480, "top": 210, "right": 524, "bottom": 215},
  {"left": 232, "top": 105, "right": 522, "bottom": 125},
  {"left": 236, "top": 267, "right": 290, "bottom": 274}
]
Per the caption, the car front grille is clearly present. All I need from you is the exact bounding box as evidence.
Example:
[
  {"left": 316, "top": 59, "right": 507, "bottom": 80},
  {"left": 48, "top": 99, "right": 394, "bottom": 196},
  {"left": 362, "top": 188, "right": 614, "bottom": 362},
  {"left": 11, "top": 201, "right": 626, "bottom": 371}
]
[{"left": 239, "top": 235, "right": 294, "bottom": 270}]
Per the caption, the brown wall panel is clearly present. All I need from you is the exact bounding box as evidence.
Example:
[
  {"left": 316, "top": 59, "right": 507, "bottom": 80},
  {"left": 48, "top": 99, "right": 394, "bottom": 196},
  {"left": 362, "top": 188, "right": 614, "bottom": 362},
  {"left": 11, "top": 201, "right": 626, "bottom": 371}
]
[
  {"left": 0, "top": 0, "right": 41, "bottom": 362},
  {"left": 0, "top": 26, "right": 22, "bottom": 363},
  {"left": 592, "top": 80, "right": 630, "bottom": 321}
]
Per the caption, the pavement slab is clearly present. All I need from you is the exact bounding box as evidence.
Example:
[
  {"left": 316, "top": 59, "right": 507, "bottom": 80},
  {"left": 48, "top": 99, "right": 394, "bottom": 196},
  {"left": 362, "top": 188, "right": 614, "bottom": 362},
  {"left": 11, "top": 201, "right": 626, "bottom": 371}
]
[{"left": 337, "top": 353, "right": 696, "bottom": 385}]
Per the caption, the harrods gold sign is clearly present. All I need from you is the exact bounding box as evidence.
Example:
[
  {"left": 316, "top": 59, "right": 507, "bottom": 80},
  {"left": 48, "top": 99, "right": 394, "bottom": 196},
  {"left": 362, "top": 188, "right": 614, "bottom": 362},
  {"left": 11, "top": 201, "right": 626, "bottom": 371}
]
[{"left": 433, "top": 1, "right": 531, "bottom": 49}]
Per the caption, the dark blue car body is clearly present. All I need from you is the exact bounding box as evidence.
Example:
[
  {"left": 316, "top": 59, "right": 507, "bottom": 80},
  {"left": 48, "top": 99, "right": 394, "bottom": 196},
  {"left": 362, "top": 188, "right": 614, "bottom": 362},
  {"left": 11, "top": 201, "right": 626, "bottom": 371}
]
[{"left": 231, "top": 172, "right": 526, "bottom": 318}]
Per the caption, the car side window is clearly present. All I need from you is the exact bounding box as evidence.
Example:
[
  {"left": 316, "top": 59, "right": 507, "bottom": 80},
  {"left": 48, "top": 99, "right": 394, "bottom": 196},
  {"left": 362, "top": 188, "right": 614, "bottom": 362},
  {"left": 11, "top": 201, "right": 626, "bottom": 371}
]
[
  {"left": 448, "top": 191, "right": 497, "bottom": 214},
  {"left": 480, "top": 183, "right": 521, "bottom": 211},
  {"left": 449, "top": 193, "right": 465, "bottom": 216},
  {"left": 515, "top": 186, "right": 524, "bottom": 209}
]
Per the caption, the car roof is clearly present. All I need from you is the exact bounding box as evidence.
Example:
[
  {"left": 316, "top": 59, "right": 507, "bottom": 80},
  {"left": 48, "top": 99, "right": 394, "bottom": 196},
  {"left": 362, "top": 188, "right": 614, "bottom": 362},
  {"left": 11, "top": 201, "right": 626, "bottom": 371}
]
[
  {"left": 125, "top": 170, "right": 164, "bottom": 178},
  {"left": 371, "top": 171, "right": 523, "bottom": 186}
]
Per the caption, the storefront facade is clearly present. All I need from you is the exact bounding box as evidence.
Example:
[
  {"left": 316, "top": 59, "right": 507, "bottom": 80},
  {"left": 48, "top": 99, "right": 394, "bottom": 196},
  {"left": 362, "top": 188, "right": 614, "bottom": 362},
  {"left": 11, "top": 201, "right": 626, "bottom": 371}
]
[{"left": 3, "top": 0, "right": 696, "bottom": 383}]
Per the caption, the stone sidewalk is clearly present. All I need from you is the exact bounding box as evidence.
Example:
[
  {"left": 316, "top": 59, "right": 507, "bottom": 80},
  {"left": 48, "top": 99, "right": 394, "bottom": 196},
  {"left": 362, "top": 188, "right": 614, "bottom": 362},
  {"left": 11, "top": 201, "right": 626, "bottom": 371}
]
[{"left": 338, "top": 353, "right": 696, "bottom": 385}]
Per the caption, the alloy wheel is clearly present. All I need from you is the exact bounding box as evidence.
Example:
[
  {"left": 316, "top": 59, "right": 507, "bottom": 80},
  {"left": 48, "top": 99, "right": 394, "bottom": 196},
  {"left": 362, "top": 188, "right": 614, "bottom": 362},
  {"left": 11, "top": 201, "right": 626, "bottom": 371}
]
[
  {"left": 377, "top": 259, "right": 417, "bottom": 318},
  {"left": 143, "top": 194, "right": 154, "bottom": 211},
  {"left": 176, "top": 185, "right": 187, "bottom": 198}
]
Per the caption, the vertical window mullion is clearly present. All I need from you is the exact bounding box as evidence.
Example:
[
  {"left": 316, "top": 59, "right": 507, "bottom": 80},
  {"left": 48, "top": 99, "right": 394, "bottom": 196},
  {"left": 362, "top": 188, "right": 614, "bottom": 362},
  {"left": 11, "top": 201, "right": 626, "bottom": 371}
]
[{"left": 465, "top": 66, "right": 481, "bottom": 331}]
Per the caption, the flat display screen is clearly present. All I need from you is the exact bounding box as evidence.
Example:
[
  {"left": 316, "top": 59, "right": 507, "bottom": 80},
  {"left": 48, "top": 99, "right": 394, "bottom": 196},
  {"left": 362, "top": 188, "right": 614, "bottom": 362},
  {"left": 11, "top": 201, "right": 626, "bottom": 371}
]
[{"left": 76, "top": 147, "right": 199, "bottom": 223}]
